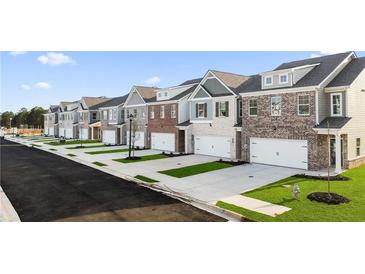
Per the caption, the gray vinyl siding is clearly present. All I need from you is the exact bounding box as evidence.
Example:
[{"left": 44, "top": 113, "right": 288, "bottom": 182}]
[
  {"left": 127, "top": 91, "right": 145, "bottom": 105},
  {"left": 190, "top": 99, "right": 212, "bottom": 121},
  {"left": 318, "top": 90, "right": 347, "bottom": 123},
  {"left": 293, "top": 66, "right": 315, "bottom": 84},
  {"left": 194, "top": 87, "right": 210, "bottom": 98},
  {"left": 262, "top": 72, "right": 293, "bottom": 89},
  {"left": 202, "top": 78, "right": 231, "bottom": 96}
]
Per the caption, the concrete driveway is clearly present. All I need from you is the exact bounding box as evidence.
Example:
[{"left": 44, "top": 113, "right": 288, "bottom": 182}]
[{"left": 156, "top": 163, "right": 302, "bottom": 203}]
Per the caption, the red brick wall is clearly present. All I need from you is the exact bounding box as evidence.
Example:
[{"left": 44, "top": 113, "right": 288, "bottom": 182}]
[{"left": 147, "top": 103, "right": 181, "bottom": 151}]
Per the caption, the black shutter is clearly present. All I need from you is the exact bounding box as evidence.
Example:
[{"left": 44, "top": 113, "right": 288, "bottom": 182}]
[
  {"left": 195, "top": 103, "right": 198, "bottom": 118},
  {"left": 225, "top": 101, "right": 229, "bottom": 117},
  {"left": 216, "top": 102, "right": 219, "bottom": 117},
  {"left": 204, "top": 103, "right": 207, "bottom": 118}
]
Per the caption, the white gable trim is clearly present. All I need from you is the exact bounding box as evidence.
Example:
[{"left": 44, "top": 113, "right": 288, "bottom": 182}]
[
  {"left": 124, "top": 86, "right": 146, "bottom": 107},
  {"left": 189, "top": 84, "right": 212, "bottom": 101},
  {"left": 207, "top": 71, "right": 236, "bottom": 96}
]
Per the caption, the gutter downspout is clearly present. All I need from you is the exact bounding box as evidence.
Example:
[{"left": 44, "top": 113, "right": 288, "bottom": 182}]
[{"left": 315, "top": 87, "right": 320, "bottom": 125}]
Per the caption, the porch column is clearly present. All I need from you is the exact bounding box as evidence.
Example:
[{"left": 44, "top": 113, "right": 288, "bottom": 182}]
[
  {"left": 91, "top": 127, "right": 94, "bottom": 140},
  {"left": 335, "top": 133, "right": 342, "bottom": 174}
]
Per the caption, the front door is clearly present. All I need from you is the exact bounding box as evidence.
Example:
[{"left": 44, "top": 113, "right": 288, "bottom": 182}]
[{"left": 330, "top": 138, "right": 344, "bottom": 166}]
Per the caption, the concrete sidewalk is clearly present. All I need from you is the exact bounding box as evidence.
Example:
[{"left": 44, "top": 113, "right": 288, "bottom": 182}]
[
  {"left": 0, "top": 185, "right": 21, "bottom": 222},
  {"left": 220, "top": 195, "right": 291, "bottom": 217}
]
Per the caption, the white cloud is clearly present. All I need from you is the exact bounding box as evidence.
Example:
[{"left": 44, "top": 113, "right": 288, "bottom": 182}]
[
  {"left": 9, "top": 51, "right": 27, "bottom": 56},
  {"left": 37, "top": 52, "right": 76, "bottom": 66},
  {"left": 145, "top": 76, "right": 161, "bottom": 85},
  {"left": 310, "top": 51, "right": 343, "bottom": 58},
  {"left": 35, "top": 82, "right": 52, "bottom": 89},
  {"left": 20, "top": 84, "right": 31, "bottom": 90}
]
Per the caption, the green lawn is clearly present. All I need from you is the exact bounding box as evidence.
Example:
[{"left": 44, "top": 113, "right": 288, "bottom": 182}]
[
  {"left": 66, "top": 144, "right": 106, "bottom": 150},
  {"left": 134, "top": 175, "right": 159, "bottom": 183},
  {"left": 113, "top": 154, "right": 168, "bottom": 164},
  {"left": 85, "top": 148, "right": 129, "bottom": 155},
  {"left": 92, "top": 161, "right": 107, "bottom": 167},
  {"left": 159, "top": 161, "right": 233, "bottom": 178},
  {"left": 66, "top": 153, "right": 77, "bottom": 157},
  {"left": 46, "top": 140, "right": 100, "bottom": 146},
  {"left": 216, "top": 164, "right": 365, "bottom": 222}
]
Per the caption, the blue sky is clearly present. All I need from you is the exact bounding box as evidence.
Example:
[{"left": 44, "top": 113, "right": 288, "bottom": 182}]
[{"left": 1, "top": 51, "right": 364, "bottom": 112}]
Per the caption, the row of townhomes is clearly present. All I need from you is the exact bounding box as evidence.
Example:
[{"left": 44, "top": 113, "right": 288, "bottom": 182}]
[{"left": 44, "top": 52, "right": 365, "bottom": 173}]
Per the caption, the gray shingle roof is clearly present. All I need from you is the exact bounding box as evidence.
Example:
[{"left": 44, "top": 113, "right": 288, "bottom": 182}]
[
  {"left": 326, "top": 57, "right": 365, "bottom": 87},
  {"left": 237, "top": 52, "right": 354, "bottom": 94},
  {"left": 50, "top": 105, "right": 60, "bottom": 113},
  {"left": 177, "top": 120, "right": 192, "bottom": 127},
  {"left": 178, "top": 78, "right": 202, "bottom": 86},
  {"left": 90, "top": 94, "right": 128, "bottom": 109},
  {"left": 314, "top": 117, "right": 352, "bottom": 129},
  {"left": 146, "top": 83, "right": 198, "bottom": 103}
]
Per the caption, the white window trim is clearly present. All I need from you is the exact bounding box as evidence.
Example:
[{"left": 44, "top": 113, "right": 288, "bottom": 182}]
[
  {"left": 160, "top": 105, "right": 165, "bottom": 119},
  {"left": 271, "top": 96, "right": 282, "bottom": 116},
  {"left": 197, "top": 103, "right": 206, "bottom": 119},
  {"left": 297, "top": 94, "right": 310, "bottom": 116},
  {"left": 150, "top": 106, "right": 155, "bottom": 119},
  {"left": 217, "top": 101, "right": 228, "bottom": 117},
  {"left": 171, "top": 105, "right": 176, "bottom": 118},
  {"left": 356, "top": 138, "right": 361, "bottom": 157},
  {"left": 331, "top": 93, "right": 343, "bottom": 117},
  {"left": 279, "top": 73, "right": 289, "bottom": 84},
  {"left": 248, "top": 98, "right": 258, "bottom": 117},
  {"left": 264, "top": 75, "right": 273, "bottom": 86}
]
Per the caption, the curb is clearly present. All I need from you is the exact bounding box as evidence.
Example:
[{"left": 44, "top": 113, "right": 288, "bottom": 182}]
[{"left": 0, "top": 185, "right": 21, "bottom": 222}]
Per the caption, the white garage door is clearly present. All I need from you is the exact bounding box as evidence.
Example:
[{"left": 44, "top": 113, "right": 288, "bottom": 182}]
[
  {"left": 102, "top": 130, "right": 116, "bottom": 145},
  {"left": 79, "top": 128, "right": 89, "bottom": 140},
  {"left": 65, "top": 128, "right": 73, "bottom": 139},
  {"left": 151, "top": 133, "right": 175, "bottom": 152},
  {"left": 127, "top": 131, "right": 145, "bottom": 148},
  {"left": 194, "top": 135, "right": 231, "bottom": 158},
  {"left": 49, "top": 127, "right": 54, "bottom": 136},
  {"left": 250, "top": 138, "right": 308, "bottom": 170},
  {"left": 59, "top": 128, "right": 65, "bottom": 137}
]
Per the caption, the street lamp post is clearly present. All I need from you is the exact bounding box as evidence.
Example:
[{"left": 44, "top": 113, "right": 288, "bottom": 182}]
[
  {"left": 9, "top": 118, "right": 14, "bottom": 137},
  {"left": 128, "top": 114, "right": 134, "bottom": 159}
]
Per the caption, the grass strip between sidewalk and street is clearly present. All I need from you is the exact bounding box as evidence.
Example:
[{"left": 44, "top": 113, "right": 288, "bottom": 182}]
[
  {"left": 92, "top": 161, "right": 108, "bottom": 167},
  {"left": 113, "top": 154, "right": 168, "bottom": 164},
  {"left": 46, "top": 140, "right": 100, "bottom": 146},
  {"left": 85, "top": 148, "right": 129, "bottom": 155},
  {"left": 158, "top": 161, "right": 233, "bottom": 178},
  {"left": 66, "top": 144, "right": 107, "bottom": 150},
  {"left": 134, "top": 175, "right": 159, "bottom": 183}
]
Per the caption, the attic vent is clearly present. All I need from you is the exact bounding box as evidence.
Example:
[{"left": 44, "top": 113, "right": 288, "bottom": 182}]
[{"left": 361, "top": 89, "right": 365, "bottom": 92}]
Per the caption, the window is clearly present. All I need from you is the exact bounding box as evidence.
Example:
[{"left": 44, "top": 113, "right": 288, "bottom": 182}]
[
  {"left": 103, "top": 110, "right": 108, "bottom": 120},
  {"left": 92, "top": 112, "right": 97, "bottom": 120},
  {"left": 265, "top": 76, "right": 273, "bottom": 86},
  {"left": 249, "top": 99, "right": 258, "bottom": 116},
  {"left": 109, "top": 109, "right": 113, "bottom": 120},
  {"left": 238, "top": 100, "right": 243, "bottom": 117},
  {"left": 112, "top": 109, "right": 117, "bottom": 120},
  {"left": 197, "top": 103, "right": 206, "bottom": 118},
  {"left": 271, "top": 96, "right": 282, "bottom": 116},
  {"left": 279, "top": 73, "right": 289, "bottom": 84},
  {"left": 160, "top": 105, "right": 165, "bottom": 118},
  {"left": 133, "top": 109, "right": 137, "bottom": 118},
  {"left": 150, "top": 106, "right": 155, "bottom": 119},
  {"left": 356, "top": 138, "right": 361, "bottom": 157},
  {"left": 171, "top": 104, "right": 176, "bottom": 118},
  {"left": 126, "top": 110, "right": 129, "bottom": 118},
  {"left": 298, "top": 95, "right": 310, "bottom": 115},
  {"left": 164, "top": 92, "right": 168, "bottom": 97},
  {"left": 142, "top": 111, "right": 145, "bottom": 118},
  {"left": 331, "top": 93, "right": 342, "bottom": 116},
  {"left": 158, "top": 92, "right": 161, "bottom": 98},
  {"left": 216, "top": 101, "right": 229, "bottom": 117}
]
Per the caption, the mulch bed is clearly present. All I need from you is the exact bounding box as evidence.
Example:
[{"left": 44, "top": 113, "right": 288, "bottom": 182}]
[
  {"left": 307, "top": 192, "right": 351, "bottom": 205},
  {"left": 162, "top": 152, "right": 193, "bottom": 158},
  {"left": 124, "top": 156, "right": 142, "bottom": 160},
  {"left": 217, "top": 159, "right": 248, "bottom": 166},
  {"left": 294, "top": 174, "right": 351, "bottom": 181}
]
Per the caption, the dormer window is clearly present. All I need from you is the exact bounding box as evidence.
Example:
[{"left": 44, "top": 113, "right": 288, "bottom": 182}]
[
  {"left": 265, "top": 76, "right": 273, "bottom": 86},
  {"left": 164, "top": 92, "right": 168, "bottom": 97},
  {"left": 279, "top": 73, "right": 289, "bottom": 84},
  {"left": 158, "top": 92, "right": 161, "bottom": 98}
]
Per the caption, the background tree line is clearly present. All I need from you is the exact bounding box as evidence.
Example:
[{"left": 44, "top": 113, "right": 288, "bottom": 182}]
[{"left": 0, "top": 107, "right": 47, "bottom": 128}]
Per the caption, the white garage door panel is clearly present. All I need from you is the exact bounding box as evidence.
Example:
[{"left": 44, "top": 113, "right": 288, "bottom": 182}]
[
  {"left": 103, "top": 130, "right": 116, "bottom": 144},
  {"left": 65, "top": 128, "right": 73, "bottom": 139},
  {"left": 59, "top": 128, "right": 65, "bottom": 137},
  {"left": 151, "top": 133, "right": 175, "bottom": 152},
  {"left": 127, "top": 131, "right": 145, "bottom": 148},
  {"left": 250, "top": 138, "right": 308, "bottom": 170},
  {"left": 79, "top": 128, "right": 89, "bottom": 140},
  {"left": 49, "top": 127, "right": 54, "bottom": 136},
  {"left": 195, "top": 135, "right": 231, "bottom": 158}
]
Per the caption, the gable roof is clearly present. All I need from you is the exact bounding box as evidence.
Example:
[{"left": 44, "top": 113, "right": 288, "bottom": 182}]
[
  {"left": 147, "top": 83, "right": 199, "bottom": 103},
  {"left": 210, "top": 70, "right": 250, "bottom": 95},
  {"left": 178, "top": 78, "right": 203, "bottom": 86},
  {"left": 238, "top": 52, "right": 355, "bottom": 93},
  {"left": 326, "top": 57, "right": 365, "bottom": 87},
  {"left": 90, "top": 94, "right": 128, "bottom": 109},
  {"left": 49, "top": 105, "right": 60, "bottom": 113},
  {"left": 134, "top": 86, "right": 159, "bottom": 100},
  {"left": 82, "top": 96, "right": 109, "bottom": 108}
]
